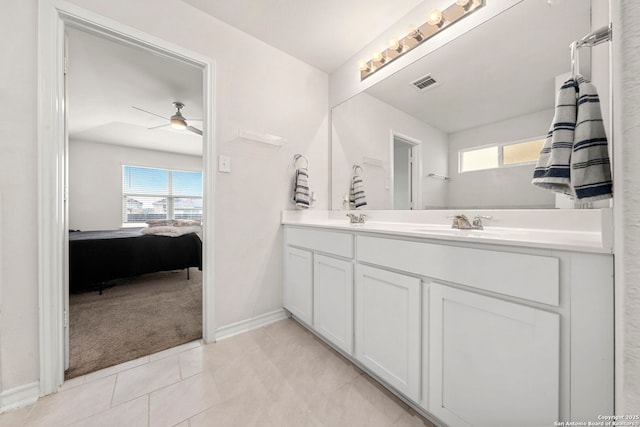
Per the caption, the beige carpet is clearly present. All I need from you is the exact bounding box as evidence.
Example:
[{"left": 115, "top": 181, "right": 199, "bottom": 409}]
[{"left": 66, "top": 269, "right": 202, "bottom": 379}]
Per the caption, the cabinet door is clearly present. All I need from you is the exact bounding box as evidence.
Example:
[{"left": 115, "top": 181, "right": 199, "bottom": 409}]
[
  {"left": 428, "top": 283, "right": 560, "bottom": 427},
  {"left": 284, "top": 246, "right": 313, "bottom": 325},
  {"left": 355, "top": 264, "right": 420, "bottom": 401},
  {"left": 313, "top": 254, "right": 353, "bottom": 354}
]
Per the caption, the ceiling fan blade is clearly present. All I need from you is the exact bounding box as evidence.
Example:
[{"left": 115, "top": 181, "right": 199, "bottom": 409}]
[
  {"left": 132, "top": 106, "right": 168, "bottom": 120},
  {"left": 186, "top": 126, "right": 203, "bottom": 136},
  {"left": 148, "top": 123, "right": 170, "bottom": 130}
]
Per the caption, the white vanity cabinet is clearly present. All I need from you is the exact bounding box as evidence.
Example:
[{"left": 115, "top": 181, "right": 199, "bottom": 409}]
[
  {"left": 428, "top": 283, "right": 560, "bottom": 427},
  {"left": 355, "top": 265, "right": 421, "bottom": 401},
  {"left": 283, "top": 224, "right": 614, "bottom": 426},
  {"left": 283, "top": 226, "right": 355, "bottom": 350},
  {"left": 314, "top": 254, "right": 353, "bottom": 354},
  {"left": 283, "top": 246, "right": 313, "bottom": 325}
]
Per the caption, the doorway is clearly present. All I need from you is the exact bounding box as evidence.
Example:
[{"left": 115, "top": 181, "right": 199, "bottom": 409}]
[
  {"left": 392, "top": 133, "right": 421, "bottom": 210},
  {"left": 38, "top": 1, "right": 216, "bottom": 395}
]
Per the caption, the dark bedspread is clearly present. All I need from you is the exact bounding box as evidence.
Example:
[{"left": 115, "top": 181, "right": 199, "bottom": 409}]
[{"left": 69, "top": 229, "right": 202, "bottom": 293}]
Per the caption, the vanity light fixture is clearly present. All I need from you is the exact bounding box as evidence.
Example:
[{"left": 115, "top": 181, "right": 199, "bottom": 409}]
[{"left": 359, "top": 0, "right": 484, "bottom": 80}]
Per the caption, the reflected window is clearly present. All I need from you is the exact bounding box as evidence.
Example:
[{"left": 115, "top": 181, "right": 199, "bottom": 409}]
[
  {"left": 459, "top": 146, "right": 499, "bottom": 173},
  {"left": 459, "top": 137, "right": 545, "bottom": 173},
  {"left": 503, "top": 138, "right": 545, "bottom": 165}
]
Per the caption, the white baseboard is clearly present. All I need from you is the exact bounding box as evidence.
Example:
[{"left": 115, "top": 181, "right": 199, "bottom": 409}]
[
  {"left": 0, "top": 381, "right": 39, "bottom": 413},
  {"left": 216, "top": 308, "right": 288, "bottom": 341}
]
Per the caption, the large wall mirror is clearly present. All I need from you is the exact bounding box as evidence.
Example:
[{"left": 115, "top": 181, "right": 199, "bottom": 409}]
[{"left": 331, "top": 0, "right": 609, "bottom": 210}]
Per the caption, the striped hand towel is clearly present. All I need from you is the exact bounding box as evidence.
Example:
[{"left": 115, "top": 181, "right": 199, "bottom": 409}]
[
  {"left": 292, "top": 168, "right": 310, "bottom": 209},
  {"left": 349, "top": 171, "right": 367, "bottom": 209},
  {"left": 571, "top": 79, "right": 613, "bottom": 201},
  {"left": 532, "top": 78, "right": 578, "bottom": 195}
]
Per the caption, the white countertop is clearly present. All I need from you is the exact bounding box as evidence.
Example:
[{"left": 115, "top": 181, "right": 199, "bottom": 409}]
[{"left": 281, "top": 210, "right": 613, "bottom": 254}]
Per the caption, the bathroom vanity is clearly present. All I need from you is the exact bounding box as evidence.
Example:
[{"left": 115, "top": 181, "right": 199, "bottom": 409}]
[{"left": 282, "top": 211, "right": 613, "bottom": 427}]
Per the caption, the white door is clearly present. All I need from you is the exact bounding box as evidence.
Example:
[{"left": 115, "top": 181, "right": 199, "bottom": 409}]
[
  {"left": 284, "top": 246, "right": 313, "bottom": 325},
  {"left": 313, "top": 254, "right": 353, "bottom": 354},
  {"left": 355, "top": 264, "right": 420, "bottom": 401},
  {"left": 428, "top": 283, "right": 560, "bottom": 427}
]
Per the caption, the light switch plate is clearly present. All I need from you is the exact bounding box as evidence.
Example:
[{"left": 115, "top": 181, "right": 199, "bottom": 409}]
[{"left": 218, "top": 155, "right": 231, "bottom": 173}]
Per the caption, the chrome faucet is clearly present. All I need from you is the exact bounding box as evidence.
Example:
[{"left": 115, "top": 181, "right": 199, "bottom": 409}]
[
  {"left": 451, "top": 214, "right": 473, "bottom": 229},
  {"left": 451, "top": 214, "right": 493, "bottom": 230},
  {"left": 346, "top": 213, "right": 367, "bottom": 224}
]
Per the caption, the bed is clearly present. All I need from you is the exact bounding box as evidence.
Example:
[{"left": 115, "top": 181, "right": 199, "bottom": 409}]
[{"left": 68, "top": 229, "right": 202, "bottom": 293}]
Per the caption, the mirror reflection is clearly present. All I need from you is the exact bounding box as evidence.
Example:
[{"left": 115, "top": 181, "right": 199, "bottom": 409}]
[{"left": 332, "top": 0, "right": 605, "bottom": 210}]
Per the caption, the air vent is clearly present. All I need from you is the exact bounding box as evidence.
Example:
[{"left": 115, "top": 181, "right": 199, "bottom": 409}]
[{"left": 410, "top": 74, "right": 439, "bottom": 91}]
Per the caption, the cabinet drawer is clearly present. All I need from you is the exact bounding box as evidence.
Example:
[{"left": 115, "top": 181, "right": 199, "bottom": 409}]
[
  {"left": 286, "top": 226, "right": 353, "bottom": 258},
  {"left": 358, "top": 236, "right": 559, "bottom": 306}
]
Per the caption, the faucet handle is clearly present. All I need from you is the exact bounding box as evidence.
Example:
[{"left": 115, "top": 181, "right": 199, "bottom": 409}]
[{"left": 472, "top": 215, "right": 493, "bottom": 230}]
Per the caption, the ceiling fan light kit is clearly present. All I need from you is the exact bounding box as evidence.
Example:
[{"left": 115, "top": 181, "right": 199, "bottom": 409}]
[
  {"left": 133, "top": 101, "right": 202, "bottom": 135},
  {"left": 170, "top": 101, "right": 188, "bottom": 130}
]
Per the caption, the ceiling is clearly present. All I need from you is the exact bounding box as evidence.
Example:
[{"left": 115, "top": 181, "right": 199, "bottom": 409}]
[
  {"left": 183, "top": 0, "right": 425, "bottom": 73},
  {"left": 366, "top": 0, "right": 591, "bottom": 133},
  {"left": 67, "top": 1, "right": 427, "bottom": 155},
  {"left": 67, "top": 28, "right": 204, "bottom": 156},
  {"left": 68, "top": 0, "right": 592, "bottom": 154}
]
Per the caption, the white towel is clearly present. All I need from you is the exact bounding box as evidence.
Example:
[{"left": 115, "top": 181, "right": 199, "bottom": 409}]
[
  {"left": 532, "top": 77, "right": 577, "bottom": 195},
  {"left": 349, "top": 172, "right": 367, "bottom": 209},
  {"left": 292, "top": 168, "right": 310, "bottom": 209},
  {"left": 571, "top": 79, "right": 613, "bottom": 201}
]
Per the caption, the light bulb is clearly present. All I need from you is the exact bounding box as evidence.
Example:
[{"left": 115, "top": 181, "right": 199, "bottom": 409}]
[
  {"left": 372, "top": 50, "right": 383, "bottom": 62},
  {"left": 388, "top": 38, "right": 399, "bottom": 50},
  {"left": 427, "top": 9, "right": 444, "bottom": 27},
  {"left": 358, "top": 60, "right": 370, "bottom": 72},
  {"left": 407, "top": 24, "right": 423, "bottom": 42},
  {"left": 456, "top": 0, "right": 477, "bottom": 10}
]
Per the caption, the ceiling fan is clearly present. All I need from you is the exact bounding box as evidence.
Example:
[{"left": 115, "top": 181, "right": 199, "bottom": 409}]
[{"left": 133, "top": 101, "right": 202, "bottom": 136}]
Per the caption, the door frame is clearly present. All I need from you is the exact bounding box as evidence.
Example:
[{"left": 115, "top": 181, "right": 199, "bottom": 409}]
[
  {"left": 389, "top": 131, "right": 422, "bottom": 210},
  {"left": 38, "top": 0, "right": 217, "bottom": 396}
]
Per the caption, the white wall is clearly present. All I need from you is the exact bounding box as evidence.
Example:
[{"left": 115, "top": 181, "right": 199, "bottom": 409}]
[
  {"left": 0, "top": 0, "right": 39, "bottom": 396},
  {"left": 446, "top": 109, "right": 556, "bottom": 209},
  {"left": 331, "top": 92, "right": 448, "bottom": 210},
  {"left": 68, "top": 140, "right": 202, "bottom": 231},
  {"left": 0, "top": 0, "right": 328, "bottom": 394}
]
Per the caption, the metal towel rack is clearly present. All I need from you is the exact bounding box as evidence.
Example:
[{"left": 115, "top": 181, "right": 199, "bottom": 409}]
[{"left": 570, "top": 23, "right": 612, "bottom": 78}]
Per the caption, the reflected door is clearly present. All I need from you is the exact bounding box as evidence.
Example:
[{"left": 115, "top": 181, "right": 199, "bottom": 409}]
[{"left": 393, "top": 136, "right": 417, "bottom": 209}]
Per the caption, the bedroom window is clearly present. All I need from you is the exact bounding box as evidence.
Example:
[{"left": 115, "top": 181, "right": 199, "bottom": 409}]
[{"left": 122, "top": 165, "right": 203, "bottom": 226}]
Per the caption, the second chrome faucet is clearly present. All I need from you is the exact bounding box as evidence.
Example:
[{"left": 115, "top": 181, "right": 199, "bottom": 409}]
[{"left": 451, "top": 214, "right": 492, "bottom": 230}]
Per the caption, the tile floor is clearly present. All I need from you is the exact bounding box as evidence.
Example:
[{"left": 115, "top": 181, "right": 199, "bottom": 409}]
[{"left": 0, "top": 319, "right": 435, "bottom": 427}]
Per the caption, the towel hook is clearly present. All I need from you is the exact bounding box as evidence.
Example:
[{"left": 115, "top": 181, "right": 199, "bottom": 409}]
[
  {"left": 352, "top": 164, "right": 363, "bottom": 175},
  {"left": 293, "top": 154, "right": 309, "bottom": 169},
  {"left": 570, "top": 41, "right": 580, "bottom": 78}
]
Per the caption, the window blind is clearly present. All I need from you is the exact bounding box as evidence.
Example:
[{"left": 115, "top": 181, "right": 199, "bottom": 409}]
[{"left": 122, "top": 165, "right": 203, "bottom": 225}]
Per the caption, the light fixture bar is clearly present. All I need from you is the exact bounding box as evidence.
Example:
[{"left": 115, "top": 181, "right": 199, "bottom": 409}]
[{"left": 359, "top": 0, "right": 485, "bottom": 80}]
